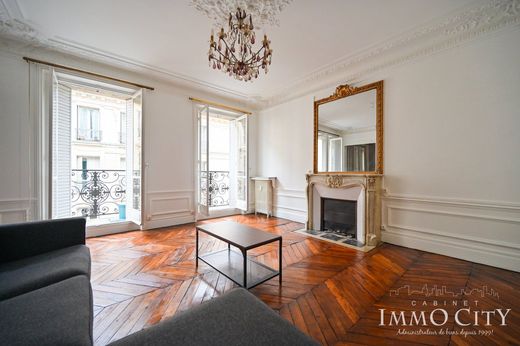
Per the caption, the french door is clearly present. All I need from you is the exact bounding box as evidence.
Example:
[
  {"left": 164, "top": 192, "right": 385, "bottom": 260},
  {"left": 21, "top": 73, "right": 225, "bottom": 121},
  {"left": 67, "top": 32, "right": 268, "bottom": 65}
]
[
  {"left": 196, "top": 105, "right": 210, "bottom": 217},
  {"left": 50, "top": 69, "right": 143, "bottom": 230},
  {"left": 328, "top": 137, "right": 343, "bottom": 172},
  {"left": 234, "top": 114, "right": 248, "bottom": 211},
  {"left": 195, "top": 105, "right": 248, "bottom": 219},
  {"left": 51, "top": 73, "right": 72, "bottom": 219},
  {"left": 125, "top": 90, "right": 143, "bottom": 226}
]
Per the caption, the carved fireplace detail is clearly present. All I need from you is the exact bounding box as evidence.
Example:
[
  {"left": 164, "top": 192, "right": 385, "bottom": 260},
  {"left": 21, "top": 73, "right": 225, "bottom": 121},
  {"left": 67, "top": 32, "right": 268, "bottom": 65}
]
[{"left": 305, "top": 173, "right": 383, "bottom": 250}]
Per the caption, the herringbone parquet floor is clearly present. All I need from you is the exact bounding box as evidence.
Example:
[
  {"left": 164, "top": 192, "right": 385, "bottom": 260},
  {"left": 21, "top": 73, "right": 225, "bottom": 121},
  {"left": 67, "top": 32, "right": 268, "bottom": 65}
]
[{"left": 87, "top": 215, "right": 520, "bottom": 345}]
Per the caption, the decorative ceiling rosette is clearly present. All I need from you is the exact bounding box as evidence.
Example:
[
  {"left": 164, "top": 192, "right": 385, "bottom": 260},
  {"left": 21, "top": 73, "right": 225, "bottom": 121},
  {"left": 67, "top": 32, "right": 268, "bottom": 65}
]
[{"left": 190, "top": 0, "right": 292, "bottom": 28}]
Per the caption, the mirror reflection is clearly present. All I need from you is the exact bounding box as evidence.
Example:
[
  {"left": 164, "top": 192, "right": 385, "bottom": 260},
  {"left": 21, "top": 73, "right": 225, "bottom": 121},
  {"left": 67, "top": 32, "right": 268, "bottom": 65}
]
[{"left": 317, "top": 89, "right": 376, "bottom": 172}]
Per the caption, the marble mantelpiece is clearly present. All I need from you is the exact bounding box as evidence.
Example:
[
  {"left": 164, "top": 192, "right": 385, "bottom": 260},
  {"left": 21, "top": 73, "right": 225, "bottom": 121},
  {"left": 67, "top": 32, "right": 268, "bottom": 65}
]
[{"left": 305, "top": 173, "right": 383, "bottom": 251}]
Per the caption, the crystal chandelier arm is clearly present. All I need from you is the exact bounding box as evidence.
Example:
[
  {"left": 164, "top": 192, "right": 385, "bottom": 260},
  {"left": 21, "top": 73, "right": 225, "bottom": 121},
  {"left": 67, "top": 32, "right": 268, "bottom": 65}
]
[
  {"left": 243, "top": 45, "right": 266, "bottom": 64},
  {"left": 217, "top": 36, "right": 240, "bottom": 63}
]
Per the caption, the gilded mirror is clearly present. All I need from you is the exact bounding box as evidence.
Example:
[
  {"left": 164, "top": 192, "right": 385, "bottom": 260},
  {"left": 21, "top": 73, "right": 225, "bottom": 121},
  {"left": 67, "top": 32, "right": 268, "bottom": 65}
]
[{"left": 314, "top": 80, "right": 383, "bottom": 174}]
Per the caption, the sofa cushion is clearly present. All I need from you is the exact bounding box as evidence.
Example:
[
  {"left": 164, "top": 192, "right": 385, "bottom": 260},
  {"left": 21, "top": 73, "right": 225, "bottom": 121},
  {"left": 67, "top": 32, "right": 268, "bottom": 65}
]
[
  {"left": 0, "top": 245, "right": 90, "bottom": 300},
  {"left": 109, "top": 288, "right": 318, "bottom": 346},
  {"left": 0, "top": 275, "right": 93, "bottom": 346}
]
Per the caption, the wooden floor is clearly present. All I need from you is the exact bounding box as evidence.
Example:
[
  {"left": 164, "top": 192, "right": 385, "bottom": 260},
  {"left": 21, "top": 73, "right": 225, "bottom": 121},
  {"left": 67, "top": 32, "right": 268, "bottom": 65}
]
[{"left": 87, "top": 215, "right": 520, "bottom": 345}]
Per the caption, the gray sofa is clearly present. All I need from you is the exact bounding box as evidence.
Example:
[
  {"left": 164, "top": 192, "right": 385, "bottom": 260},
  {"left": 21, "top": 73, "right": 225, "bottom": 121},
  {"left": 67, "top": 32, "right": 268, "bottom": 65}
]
[
  {"left": 0, "top": 218, "right": 317, "bottom": 346},
  {"left": 0, "top": 217, "right": 93, "bottom": 346},
  {"left": 111, "top": 288, "right": 318, "bottom": 346}
]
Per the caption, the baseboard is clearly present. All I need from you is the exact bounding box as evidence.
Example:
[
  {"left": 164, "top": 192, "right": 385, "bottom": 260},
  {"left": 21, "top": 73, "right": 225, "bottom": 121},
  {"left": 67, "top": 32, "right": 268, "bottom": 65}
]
[
  {"left": 382, "top": 193, "right": 520, "bottom": 272},
  {"left": 273, "top": 205, "right": 307, "bottom": 223},
  {"left": 144, "top": 215, "right": 195, "bottom": 230},
  {"left": 87, "top": 221, "right": 140, "bottom": 238},
  {"left": 382, "top": 228, "right": 520, "bottom": 272}
]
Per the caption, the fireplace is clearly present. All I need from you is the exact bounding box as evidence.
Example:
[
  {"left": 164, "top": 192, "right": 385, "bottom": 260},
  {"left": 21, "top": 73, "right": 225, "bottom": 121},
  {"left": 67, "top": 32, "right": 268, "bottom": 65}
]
[
  {"left": 321, "top": 198, "right": 357, "bottom": 237},
  {"left": 299, "top": 174, "right": 383, "bottom": 251}
]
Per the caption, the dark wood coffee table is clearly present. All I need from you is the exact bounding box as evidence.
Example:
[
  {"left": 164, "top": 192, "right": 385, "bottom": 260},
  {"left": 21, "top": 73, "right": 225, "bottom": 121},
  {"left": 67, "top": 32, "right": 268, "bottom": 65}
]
[{"left": 195, "top": 221, "right": 282, "bottom": 289}]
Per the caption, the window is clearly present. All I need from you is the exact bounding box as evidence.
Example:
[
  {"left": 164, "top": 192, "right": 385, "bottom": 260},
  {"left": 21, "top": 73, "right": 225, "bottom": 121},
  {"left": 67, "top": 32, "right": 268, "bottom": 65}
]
[
  {"left": 317, "top": 131, "right": 341, "bottom": 171},
  {"left": 77, "top": 106, "right": 101, "bottom": 141},
  {"left": 76, "top": 156, "right": 100, "bottom": 181},
  {"left": 77, "top": 156, "right": 100, "bottom": 170},
  {"left": 195, "top": 104, "right": 248, "bottom": 217}
]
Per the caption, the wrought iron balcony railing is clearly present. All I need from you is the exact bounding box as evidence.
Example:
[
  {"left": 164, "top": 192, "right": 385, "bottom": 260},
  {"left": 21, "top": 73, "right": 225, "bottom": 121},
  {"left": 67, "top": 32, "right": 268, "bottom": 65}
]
[
  {"left": 71, "top": 169, "right": 126, "bottom": 218},
  {"left": 200, "top": 170, "right": 230, "bottom": 207}
]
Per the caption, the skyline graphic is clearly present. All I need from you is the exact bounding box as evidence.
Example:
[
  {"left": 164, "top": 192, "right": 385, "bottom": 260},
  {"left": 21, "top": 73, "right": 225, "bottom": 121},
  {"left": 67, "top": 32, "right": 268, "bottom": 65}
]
[{"left": 389, "top": 284, "right": 500, "bottom": 299}]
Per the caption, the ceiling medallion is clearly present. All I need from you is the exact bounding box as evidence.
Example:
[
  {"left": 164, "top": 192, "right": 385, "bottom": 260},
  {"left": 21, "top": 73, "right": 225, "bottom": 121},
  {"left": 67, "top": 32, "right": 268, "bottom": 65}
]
[
  {"left": 191, "top": 0, "right": 292, "bottom": 28},
  {"left": 192, "top": 0, "right": 291, "bottom": 82},
  {"left": 208, "top": 7, "right": 272, "bottom": 82}
]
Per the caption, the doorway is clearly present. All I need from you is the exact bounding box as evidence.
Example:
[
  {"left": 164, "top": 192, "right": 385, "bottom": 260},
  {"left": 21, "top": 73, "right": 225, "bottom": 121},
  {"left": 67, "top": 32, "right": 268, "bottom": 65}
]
[
  {"left": 195, "top": 104, "right": 248, "bottom": 219},
  {"left": 50, "top": 71, "right": 143, "bottom": 231}
]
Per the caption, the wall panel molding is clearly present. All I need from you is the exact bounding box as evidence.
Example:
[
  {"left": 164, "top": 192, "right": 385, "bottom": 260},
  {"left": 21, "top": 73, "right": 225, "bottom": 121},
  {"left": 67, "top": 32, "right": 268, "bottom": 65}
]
[
  {"left": 382, "top": 193, "right": 520, "bottom": 271},
  {"left": 145, "top": 190, "right": 195, "bottom": 230},
  {"left": 0, "top": 198, "right": 34, "bottom": 224},
  {"left": 272, "top": 205, "right": 307, "bottom": 224},
  {"left": 276, "top": 188, "right": 307, "bottom": 200},
  {"left": 271, "top": 188, "right": 307, "bottom": 223},
  {"left": 388, "top": 205, "right": 520, "bottom": 225},
  {"left": 384, "top": 193, "right": 520, "bottom": 210}
]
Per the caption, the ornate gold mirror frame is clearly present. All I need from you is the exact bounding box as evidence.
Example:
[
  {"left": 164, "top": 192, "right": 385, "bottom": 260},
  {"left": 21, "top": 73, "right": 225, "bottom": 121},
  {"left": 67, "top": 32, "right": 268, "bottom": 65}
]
[{"left": 313, "top": 80, "right": 384, "bottom": 174}]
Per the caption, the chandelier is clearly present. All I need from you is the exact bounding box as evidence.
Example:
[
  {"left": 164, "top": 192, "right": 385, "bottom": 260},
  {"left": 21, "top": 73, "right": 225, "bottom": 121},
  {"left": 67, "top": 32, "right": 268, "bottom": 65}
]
[{"left": 208, "top": 7, "right": 272, "bottom": 82}]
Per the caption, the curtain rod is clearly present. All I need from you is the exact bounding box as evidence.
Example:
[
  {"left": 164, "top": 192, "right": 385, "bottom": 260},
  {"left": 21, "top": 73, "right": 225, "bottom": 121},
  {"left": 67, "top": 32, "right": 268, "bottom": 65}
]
[
  {"left": 23, "top": 57, "right": 154, "bottom": 91},
  {"left": 189, "top": 97, "right": 251, "bottom": 115}
]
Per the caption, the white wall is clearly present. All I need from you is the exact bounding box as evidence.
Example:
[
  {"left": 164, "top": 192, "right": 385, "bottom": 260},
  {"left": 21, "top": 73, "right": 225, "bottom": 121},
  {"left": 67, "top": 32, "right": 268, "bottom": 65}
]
[
  {"left": 0, "top": 50, "right": 33, "bottom": 224},
  {"left": 256, "top": 27, "right": 520, "bottom": 271},
  {"left": 1, "top": 25, "right": 518, "bottom": 270},
  {"left": 0, "top": 41, "right": 256, "bottom": 233},
  {"left": 256, "top": 95, "right": 312, "bottom": 222}
]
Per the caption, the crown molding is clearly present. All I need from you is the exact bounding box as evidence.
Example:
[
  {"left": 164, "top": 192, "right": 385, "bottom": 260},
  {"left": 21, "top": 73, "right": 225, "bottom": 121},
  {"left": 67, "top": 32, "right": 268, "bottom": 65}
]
[
  {"left": 0, "top": 0, "right": 41, "bottom": 45},
  {"left": 261, "top": 0, "right": 520, "bottom": 108},
  {"left": 0, "top": 0, "right": 23, "bottom": 19},
  {"left": 46, "top": 36, "right": 253, "bottom": 99},
  {"left": 319, "top": 118, "right": 375, "bottom": 133},
  {"left": 0, "top": 0, "right": 260, "bottom": 106},
  {"left": 1, "top": 0, "right": 519, "bottom": 110}
]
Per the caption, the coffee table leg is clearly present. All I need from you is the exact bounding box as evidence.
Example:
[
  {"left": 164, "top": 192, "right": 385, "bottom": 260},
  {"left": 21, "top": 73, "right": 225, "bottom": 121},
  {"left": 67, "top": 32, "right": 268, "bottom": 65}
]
[
  {"left": 195, "top": 228, "right": 199, "bottom": 268},
  {"left": 279, "top": 238, "right": 282, "bottom": 285},
  {"left": 242, "top": 249, "right": 247, "bottom": 288}
]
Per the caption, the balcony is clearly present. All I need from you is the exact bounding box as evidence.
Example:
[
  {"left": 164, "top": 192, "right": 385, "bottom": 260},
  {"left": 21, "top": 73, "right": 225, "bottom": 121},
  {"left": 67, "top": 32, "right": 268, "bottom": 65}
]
[
  {"left": 71, "top": 169, "right": 229, "bottom": 220},
  {"left": 200, "top": 171, "right": 230, "bottom": 207},
  {"left": 71, "top": 169, "right": 126, "bottom": 219}
]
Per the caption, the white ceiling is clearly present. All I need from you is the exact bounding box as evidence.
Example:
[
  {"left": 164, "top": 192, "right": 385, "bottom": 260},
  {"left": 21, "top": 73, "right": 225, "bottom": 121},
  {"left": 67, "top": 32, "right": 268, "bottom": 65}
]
[{"left": 13, "top": 0, "right": 478, "bottom": 98}]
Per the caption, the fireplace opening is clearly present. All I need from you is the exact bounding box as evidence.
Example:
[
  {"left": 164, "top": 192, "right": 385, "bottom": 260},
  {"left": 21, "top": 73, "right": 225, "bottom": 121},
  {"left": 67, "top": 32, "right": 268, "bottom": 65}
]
[{"left": 320, "top": 198, "right": 357, "bottom": 239}]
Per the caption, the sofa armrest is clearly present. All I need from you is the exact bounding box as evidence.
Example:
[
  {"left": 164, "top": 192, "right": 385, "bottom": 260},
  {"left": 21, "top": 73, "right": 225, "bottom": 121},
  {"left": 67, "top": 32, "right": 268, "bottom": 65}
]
[{"left": 0, "top": 217, "right": 86, "bottom": 263}]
